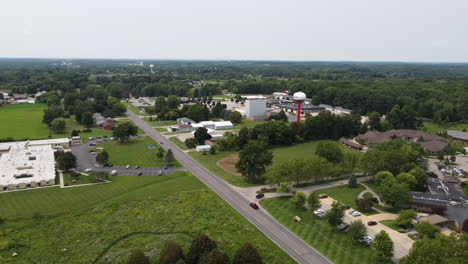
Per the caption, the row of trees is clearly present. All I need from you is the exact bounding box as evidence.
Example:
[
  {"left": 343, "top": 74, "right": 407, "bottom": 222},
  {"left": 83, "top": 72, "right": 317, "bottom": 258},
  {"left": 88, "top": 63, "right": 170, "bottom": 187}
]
[{"left": 126, "top": 234, "right": 263, "bottom": 264}]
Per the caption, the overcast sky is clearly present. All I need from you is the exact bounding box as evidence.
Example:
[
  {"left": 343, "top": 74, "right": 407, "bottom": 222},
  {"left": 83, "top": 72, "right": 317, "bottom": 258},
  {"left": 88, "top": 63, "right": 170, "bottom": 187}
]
[{"left": 1, "top": 0, "right": 467, "bottom": 62}]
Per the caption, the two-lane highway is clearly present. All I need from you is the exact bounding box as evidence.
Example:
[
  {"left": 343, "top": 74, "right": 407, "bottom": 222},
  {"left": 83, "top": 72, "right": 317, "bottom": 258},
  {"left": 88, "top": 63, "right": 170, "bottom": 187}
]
[{"left": 127, "top": 111, "right": 332, "bottom": 264}]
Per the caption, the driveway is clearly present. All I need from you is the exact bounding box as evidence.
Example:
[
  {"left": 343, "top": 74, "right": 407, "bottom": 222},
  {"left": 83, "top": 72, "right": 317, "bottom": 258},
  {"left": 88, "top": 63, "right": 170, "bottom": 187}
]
[
  {"left": 319, "top": 197, "right": 413, "bottom": 261},
  {"left": 71, "top": 138, "right": 186, "bottom": 176}
]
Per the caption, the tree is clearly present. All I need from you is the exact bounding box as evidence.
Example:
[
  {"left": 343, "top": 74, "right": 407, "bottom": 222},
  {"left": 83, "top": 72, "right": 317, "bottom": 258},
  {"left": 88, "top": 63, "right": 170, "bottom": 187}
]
[
  {"left": 307, "top": 192, "right": 321, "bottom": 212},
  {"left": 96, "top": 150, "right": 109, "bottom": 165},
  {"left": 348, "top": 220, "right": 368, "bottom": 242},
  {"left": 409, "top": 167, "right": 428, "bottom": 191},
  {"left": 378, "top": 177, "right": 411, "bottom": 207},
  {"left": 462, "top": 219, "right": 468, "bottom": 233},
  {"left": 374, "top": 171, "right": 393, "bottom": 186},
  {"left": 112, "top": 122, "right": 138, "bottom": 143},
  {"left": 185, "top": 138, "right": 198, "bottom": 149},
  {"left": 211, "top": 102, "right": 225, "bottom": 118},
  {"left": 396, "top": 209, "right": 417, "bottom": 229},
  {"left": 290, "top": 192, "right": 307, "bottom": 209},
  {"left": 315, "top": 142, "right": 343, "bottom": 164},
  {"left": 51, "top": 118, "right": 66, "bottom": 134},
  {"left": 186, "top": 104, "right": 210, "bottom": 122},
  {"left": 325, "top": 201, "right": 345, "bottom": 226},
  {"left": 356, "top": 198, "right": 374, "bottom": 211},
  {"left": 414, "top": 222, "right": 440, "bottom": 239},
  {"left": 71, "top": 129, "right": 79, "bottom": 137},
  {"left": 266, "top": 162, "right": 289, "bottom": 186},
  {"left": 396, "top": 172, "right": 417, "bottom": 190},
  {"left": 209, "top": 146, "right": 216, "bottom": 155},
  {"left": 57, "top": 152, "right": 77, "bottom": 171},
  {"left": 81, "top": 111, "right": 94, "bottom": 127},
  {"left": 186, "top": 234, "right": 217, "bottom": 264},
  {"left": 343, "top": 152, "right": 360, "bottom": 176},
  {"left": 450, "top": 155, "right": 456, "bottom": 163},
  {"left": 232, "top": 243, "right": 263, "bottom": 264},
  {"left": 372, "top": 231, "right": 394, "bottom": 261},
  {"left": 205, "top": 249, "right": 229, "bottom": 264},
  {"left": 194, "top": 127, "right": 212, "bottom": 145},
  {"left": 165, "top": 149, "right": 175, "bottom": 166},
  {"left": 229, "top": 111, "right": 242, "bottom": 124},
  {"left": 43, "top": 106, "right": 64, "bottom": 125},
  {"left": 235, "top": 140, "right": 273, "bottom": 184},
  {"left": 167, "top": 95, "right": 180, "bottom": 109},
  {"left": 348, "top": 174, "right": 358, "bottom": 188},
  {"left": 368, "top": 111, "right": 382, "bottom": 131},
  {"left": 127, "top": 249, "right": 150, "bottom": 264},
  {"left": 159, "top": 241, "right": 185, "bottom": 264},
  {"left": 156, "top": 147, "right": 165, "bottom": 160}
]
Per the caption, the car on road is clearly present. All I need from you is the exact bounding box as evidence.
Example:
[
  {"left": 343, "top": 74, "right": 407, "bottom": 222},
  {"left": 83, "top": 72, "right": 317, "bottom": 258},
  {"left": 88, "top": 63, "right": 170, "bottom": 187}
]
[
  {"left": 164, "top": 165, "right": 168, "bottom": 169},
  {"left": 367, "top": 221, "right": 377, "bottom": 226},
  {"left": 255, "top": 193, "right": 265, "bottom": 199},
  {"left": 250, "top": 203, "right": 259, "bottom": 209},
  {"left": 135, "top": 165, "right": 140, "bottom": 169},
  {"left": 90, "top": 151, "right": 97, "bottom": 155},
  {"left": 313, "top": 209, "right": 324, "bottom": 215},
  {"left": 89, "top": 137, "right": 94, "bottom": 140},
  {"left": 85, "top": 168, "right": 93, "bottom": 172},
  {"left": 111, "top": 170, "right": 118, "bottom": 176},
  {"left": 125, "top": 165, "right": 131, "bottom": 169},
  {"left": 160, "top": 141, "right": 164, "bottom": 144},
  {"left": 89, "top": 142, "right": 96, "bottom": 146},
  {"left": 107, "top": 164, "right": 113, "bottom": 167},
  {"left": 318, "top": 194, "right": 328, "bottom": 199},
  {"left": 158, "top": 170, "right": 163, "bottom": 176}
]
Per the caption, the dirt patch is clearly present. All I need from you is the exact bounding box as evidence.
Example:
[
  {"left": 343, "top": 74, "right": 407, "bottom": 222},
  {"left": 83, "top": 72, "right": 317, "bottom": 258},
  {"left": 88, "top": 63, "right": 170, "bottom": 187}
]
[{"left": 217, "top": 153, "right": 242, "bottom": 176}]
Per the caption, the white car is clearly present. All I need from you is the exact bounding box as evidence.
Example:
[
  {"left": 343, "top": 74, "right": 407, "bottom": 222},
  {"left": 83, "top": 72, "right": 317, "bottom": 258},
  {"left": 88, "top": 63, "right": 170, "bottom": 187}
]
[
  {"left": 125, "top": 165, "right": 131, "bottom": 169},
  {"left": 359, "top": 236, "right": 373, "bottom": 246},
  {"left": 348, "top": 210, "right": 356, "bottom": 215},
  {"left": 313, "top": 209, "right": 324, "bottom": 215},
  {"left": 352, "top": 211, "right": 362, "bottom": 217},
  {"left": 85, "top": 168, "right": 93, "bottom": 172},
  {"left": 111, "top": 170, "right": 118, "bottom": 176}
]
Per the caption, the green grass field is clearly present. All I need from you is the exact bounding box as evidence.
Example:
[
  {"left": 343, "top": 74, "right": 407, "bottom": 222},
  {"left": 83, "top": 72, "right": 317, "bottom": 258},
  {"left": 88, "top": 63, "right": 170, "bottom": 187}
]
[
  {"left": 169, "top": 137, "right": 188, "bottom": 150},
  {"left": 123, "top": 101, "right": 149, "bottom": 116},
  {"left": 233, "top": 120, "right": 269, "bottom": 129},
  {"left": 0, "top": 173, "right": 293, "bottom": 264},
  {"left": 420, "top": 121, "right": 468, "bottom": 134},
  {"left": 0, "top": 104, "right": 49, "bottom": 139},
  {"left": 97, "top": 136, "right": 180, "bottom": 167},
  {"left": 379, "top": 220, "right": 400, "bottom": 231},
  {"left": 319, "top": 185, "right": 378, "bottom": 215},
  {"left": 260, "top": 197, "right": 379, "bottom": 264},
  {"left": 143, "top": 118, "right": 178, "bottom": 127},
  {"left": 62, "top": 172, "right": 93, "bottom": 186}
]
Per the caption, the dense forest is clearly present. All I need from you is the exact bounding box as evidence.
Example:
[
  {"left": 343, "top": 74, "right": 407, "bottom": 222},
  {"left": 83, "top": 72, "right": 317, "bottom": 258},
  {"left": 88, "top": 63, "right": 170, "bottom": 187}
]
[{"left": 0, "top": 59, "right": 467, "bottom": 124}]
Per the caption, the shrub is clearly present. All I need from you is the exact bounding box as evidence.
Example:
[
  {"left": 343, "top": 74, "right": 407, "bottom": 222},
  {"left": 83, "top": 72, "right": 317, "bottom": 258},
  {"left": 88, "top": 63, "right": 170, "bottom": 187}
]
[
  {"left": 160, "top": 241, "right": 185, "bottom": 264},
  {"left": 127, "top": 249, "right": 150, "bottom": 264},
  {"left": 356, "top": 198, "right": 374, "bottom": 211},
  {"left": 233, "top": 243, "right": 262, "bottom": 264}
]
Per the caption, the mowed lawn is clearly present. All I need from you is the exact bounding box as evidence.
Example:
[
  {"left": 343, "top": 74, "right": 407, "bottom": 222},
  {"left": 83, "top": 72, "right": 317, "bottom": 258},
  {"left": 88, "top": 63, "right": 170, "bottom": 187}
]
[
  {"left": 261, "top": 197, "right": 379, "bottom": 264},
  {"left": 0, "top": 104, "right": 49, "bottom": 139},
  {"left": 421, "top": 121, "right": 468, "bottom": 134},
  {"left": 0, "top": 172, "right": 293, "bottom": 264},
  {"left": 99, "top": 136, "right": 180, "bottom": 167},
  {"left": 319, "top": 185, "right": 378, "bottom": 215}
]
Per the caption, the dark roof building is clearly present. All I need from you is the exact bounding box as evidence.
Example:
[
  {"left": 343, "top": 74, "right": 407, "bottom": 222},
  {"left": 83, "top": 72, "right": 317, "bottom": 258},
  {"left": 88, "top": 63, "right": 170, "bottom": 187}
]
[
  {"left": 357, "top": 129, "right": 448, "bottom": 154},
  {"left": 339, "top": 137, "right": 365, "bottom": 151},
  {"left": 447, "top": 130, "right": 468, "bottom": 143}
]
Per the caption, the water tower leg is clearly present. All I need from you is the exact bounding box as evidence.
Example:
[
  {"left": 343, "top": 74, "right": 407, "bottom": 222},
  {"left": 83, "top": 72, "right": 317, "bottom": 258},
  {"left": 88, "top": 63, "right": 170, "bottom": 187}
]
[{"left": 296, "top": 101, "right": 302, "bottom": 123}]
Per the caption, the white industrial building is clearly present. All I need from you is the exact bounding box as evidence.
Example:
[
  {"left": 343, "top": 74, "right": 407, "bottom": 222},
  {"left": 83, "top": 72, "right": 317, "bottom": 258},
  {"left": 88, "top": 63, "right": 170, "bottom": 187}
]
[
  {"left": 242, "top": 96, "right": 267, "bottom": 121},
  {"left": 199, "top": 121, "right": 215, "bottom": 129},
  {"left": 0, "top": 139, "right": 69, "bottom": 191},
  {"left": 196, "top": 145, "right": 211, "bottom": 152},
  {"left": 213, "top": 121, "right": 233, "bottom": 130}
]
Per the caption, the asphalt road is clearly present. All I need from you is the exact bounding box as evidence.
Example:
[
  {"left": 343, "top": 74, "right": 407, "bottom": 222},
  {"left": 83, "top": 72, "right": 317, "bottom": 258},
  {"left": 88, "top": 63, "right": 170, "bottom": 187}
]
[
  {"left": 71, "top": 139, "right": 186, "bottom": 176},
  {"left": 126, "top": 111, "right": 332, "bottom": 264}
]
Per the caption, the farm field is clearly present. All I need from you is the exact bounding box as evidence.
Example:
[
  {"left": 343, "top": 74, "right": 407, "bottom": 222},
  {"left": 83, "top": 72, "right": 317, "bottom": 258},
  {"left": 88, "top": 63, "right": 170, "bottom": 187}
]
[
  {"left": 0, "top": 173, "right": 293, "bottom": 264},
  {"left": 260, "top": 196, "right": 379, "bottom": 264},
  {"left": 0, "top": 104, "right": 49, "bottom": 140},
  {"left": 319, "top": 184, "right": 378, "bottom": 215},
  {"left": 97, "top": 136, "right": 179, "bottom": 168}
]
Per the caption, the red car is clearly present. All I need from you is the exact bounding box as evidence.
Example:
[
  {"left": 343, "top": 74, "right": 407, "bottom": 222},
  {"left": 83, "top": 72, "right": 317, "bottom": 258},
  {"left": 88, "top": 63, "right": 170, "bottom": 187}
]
[
  {"left": 318, "top": 194, "right": 328, "bottom": 199},
  {"left": 250, "top": 203, "right": 259, "bottom": 209},
  {"left": 367, "top": 221, "right": 378, "bottom": 226}
]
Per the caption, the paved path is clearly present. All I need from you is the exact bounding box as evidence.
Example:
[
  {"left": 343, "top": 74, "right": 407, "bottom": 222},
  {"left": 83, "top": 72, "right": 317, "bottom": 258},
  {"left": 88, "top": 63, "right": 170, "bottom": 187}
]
[
  {"left": 127, "top": 110, "right": 332, "bottom": 264},
  {"left": 358, "top": 183, "right": 386, "bottom": 206},
  {"left": 59, "top": 170, "right": 65, "bottom": 188}
]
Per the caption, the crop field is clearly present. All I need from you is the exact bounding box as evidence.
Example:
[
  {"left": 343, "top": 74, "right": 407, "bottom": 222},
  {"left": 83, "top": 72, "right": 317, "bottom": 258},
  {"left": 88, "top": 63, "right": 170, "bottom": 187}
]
[
  {"left": 0, "top": 173, "right": 293, "bottom": 264},
  {"left": 261, "top": 197, "right": 379, "bottom": 264},
  {"left": 98, "top": 136, "right": 180, "bottom": 168},
  {"left": 0, "top": 104, "right": 49, "bottom": 140}
]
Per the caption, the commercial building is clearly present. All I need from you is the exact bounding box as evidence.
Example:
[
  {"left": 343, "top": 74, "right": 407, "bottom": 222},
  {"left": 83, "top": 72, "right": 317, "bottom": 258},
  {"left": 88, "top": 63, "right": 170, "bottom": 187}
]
[
  {"left": 177, "top": 117, "right": 195, "bottom": 125},
  {"left": 447, "top": 130, "right": 468, "bottom": 143},
  {"left": 339, "top": 137, "right": 365, "bottom": 151},
  {"left": 70, "top": 136, "right": 82, "bottom": 145},
  {"left": 0, "top": 139, "right": 69, "bottom": 191},
  {"left": 213, "top": 121, "right": 233, "bottom": 130},
  {"left": 196, "top": 145, "right": 211, "bottom": 152},
  {"left": 243, "top": 96, "right": 267, "bottom": 121},
  {"left": 357, "top": 129, "right": 449, "bottom": 154},
  {"left": 280, "top": 103, "right": 325, "bottom": 114}
]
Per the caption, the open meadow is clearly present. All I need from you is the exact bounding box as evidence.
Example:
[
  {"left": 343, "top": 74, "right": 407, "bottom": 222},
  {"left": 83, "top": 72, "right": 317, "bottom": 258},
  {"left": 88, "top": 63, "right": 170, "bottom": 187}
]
[
  {"left": 0, "top": 172, "right": 293, "bottom": 263},
  {"left": 0, "top": 104, "right": 49, "bottom": 140}
]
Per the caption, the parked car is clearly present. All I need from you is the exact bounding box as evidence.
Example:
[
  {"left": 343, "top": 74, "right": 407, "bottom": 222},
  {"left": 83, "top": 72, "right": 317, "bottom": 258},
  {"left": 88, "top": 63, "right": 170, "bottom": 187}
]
[
  {"left": 313, "top": 209, "right": 324, "bottom": 215},
  {"left": 318, "top": 194, "right": 328, "bottom": 199},
  {"left": 125, "top": 165, "right": 131, "bottom": 169},
  {"left": 343, "top": 205, "right": 351, "bottom": 209},
  {"left": 135, "top": 166, "right": 140, "bottom": 169},
  {"left": 367, "top": 221, "right": 377, "bottom": 226},
  {"left": 338, "top": 223, "right": 350, "bottom": 232},
  {"left": 256, "top": 193, "right": 265, "bottom": 199},
  {"left": 164, "top": 165, "right": 169, "bottom": 169},
  {"left": 352, "top": 211, "right": 362, "bottom": 217},
  {"left": 359, "top": 236, "right": 373, "bottom": 246},
  {"left": 85, "top": 168, "right": 93, "bottom": 172},
  {"left": 158, "top": 170, "right": 163, "bottom": 176},
  {"left": 108, "top": 164, "right": 113, "bottom": 167},
  {"left": 348, "top": 210, "right": 356, "bottom": 215},
  {"left": 90, "top": 151, "right": 97, "bottom": 155},
  {"left": 398, "top": 228, "right": 409, "bottom": 233},
  {"left": 137, "top": 172, "right": 142, "bottom": 176},
  {"left": 249, "top": 203, "right": 259, "bottom": 209},
  {"left": 111, "top": 170, "right": 118, "bottom": 176}
]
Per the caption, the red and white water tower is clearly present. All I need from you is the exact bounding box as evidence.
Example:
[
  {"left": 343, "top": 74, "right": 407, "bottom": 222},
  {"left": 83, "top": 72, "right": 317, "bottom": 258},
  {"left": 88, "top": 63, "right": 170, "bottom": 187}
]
[{"left": 293, "top": 91, "right": 306, "bottom": 123}]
